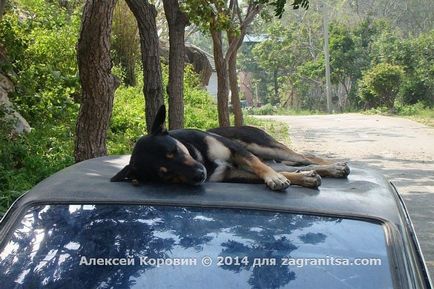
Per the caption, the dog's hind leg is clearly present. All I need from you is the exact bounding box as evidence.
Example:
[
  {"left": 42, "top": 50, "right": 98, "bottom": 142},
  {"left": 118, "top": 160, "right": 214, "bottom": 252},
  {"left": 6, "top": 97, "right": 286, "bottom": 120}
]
[
  {"left": 209, "top": 126, "right": 333, "bottom": 166},
  {"left": 286, "top": 163, "right": 350, "bottom": 178},
  {"left": 279, "top": 171, "right": 321, "bottom": 188},
  {"left": 244, "top": 142, "right": 329, "bottom": 166},
  {"left": 222, "top": 167, "right": 321, "bottom": 189}
]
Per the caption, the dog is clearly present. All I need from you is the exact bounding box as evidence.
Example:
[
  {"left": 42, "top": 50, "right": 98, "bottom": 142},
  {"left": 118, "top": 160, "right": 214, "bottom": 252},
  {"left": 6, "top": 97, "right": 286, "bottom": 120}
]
[{"left": 111, "top": 105, "right": 350, "bottom": 191}]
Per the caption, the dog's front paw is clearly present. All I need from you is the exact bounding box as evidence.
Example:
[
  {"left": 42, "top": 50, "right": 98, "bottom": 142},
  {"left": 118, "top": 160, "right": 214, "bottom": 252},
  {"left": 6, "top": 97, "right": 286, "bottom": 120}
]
[
  {"left": 299, "top": 170, "right": 322, "bottom": 188},
  {"left": 331, "top": 162, "right": 350, "bottom": 178},
  {"left": 264, "top": 172, "right": 291, "bottom": 191}
]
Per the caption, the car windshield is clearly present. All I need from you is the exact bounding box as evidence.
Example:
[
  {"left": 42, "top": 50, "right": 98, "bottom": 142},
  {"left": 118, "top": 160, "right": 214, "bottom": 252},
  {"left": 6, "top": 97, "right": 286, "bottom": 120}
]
[{"left": 0, "top": 204, "right": 393, "bottom": 289}]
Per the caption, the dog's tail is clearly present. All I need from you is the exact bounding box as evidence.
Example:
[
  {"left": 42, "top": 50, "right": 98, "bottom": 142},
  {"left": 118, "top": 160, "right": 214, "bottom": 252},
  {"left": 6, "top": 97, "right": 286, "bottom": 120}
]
[{"left": 111, "top": 164, "right": 133, "bottom": 182}]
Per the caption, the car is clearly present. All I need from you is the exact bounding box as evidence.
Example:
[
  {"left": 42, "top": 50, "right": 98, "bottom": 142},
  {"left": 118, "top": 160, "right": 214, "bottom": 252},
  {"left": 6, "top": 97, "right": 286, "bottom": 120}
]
[{"left": 0, "top": 156, "right": 432, "bottom": 289}]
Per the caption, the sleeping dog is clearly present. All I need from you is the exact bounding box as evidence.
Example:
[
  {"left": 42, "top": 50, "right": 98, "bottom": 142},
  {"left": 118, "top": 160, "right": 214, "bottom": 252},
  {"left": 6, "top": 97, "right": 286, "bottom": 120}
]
[{"left": 111, "top": 105, "right": 350, "bottom": 191}]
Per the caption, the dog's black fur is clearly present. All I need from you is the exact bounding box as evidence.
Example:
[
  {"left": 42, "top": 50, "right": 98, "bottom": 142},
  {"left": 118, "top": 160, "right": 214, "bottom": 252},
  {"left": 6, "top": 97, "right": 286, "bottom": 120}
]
[{"left": 111, "top": 105, "right": 350, "bottom": 191}]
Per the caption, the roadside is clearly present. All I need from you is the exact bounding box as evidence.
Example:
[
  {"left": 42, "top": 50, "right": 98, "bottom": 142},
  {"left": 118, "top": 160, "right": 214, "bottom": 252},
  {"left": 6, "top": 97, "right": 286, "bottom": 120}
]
[{"left": 256, "top": 113, "right": 434, "bottom": 279}]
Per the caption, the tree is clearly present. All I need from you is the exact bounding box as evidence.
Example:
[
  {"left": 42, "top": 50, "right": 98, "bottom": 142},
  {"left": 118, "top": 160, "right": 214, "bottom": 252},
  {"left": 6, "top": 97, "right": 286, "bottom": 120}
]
[
  {"left": 185, "top": 0, "right": 309, "bottom": 127},
  {"left": 328, "top": 23, "right": 358, "bottom": 109},
  {"left": 112, "top": 1, "right": 140, "bottom": 86},
  {"left": 358, "top": 63, "right": 404, "bottom": 109},
  {"left": 75, "top": 0, "right": 118, "bottom": 162},
  {"left": 163, "top": 0, "right": 189, "bottom": 130},
  {"left": 252, "top": 22, "right": 296, "bottom": 105},
  {"left": 184, "top": 1, "right": 262, "bottom": 127},
  {"left": 126, "top": 0, "right": 164, "bottom": 133}
]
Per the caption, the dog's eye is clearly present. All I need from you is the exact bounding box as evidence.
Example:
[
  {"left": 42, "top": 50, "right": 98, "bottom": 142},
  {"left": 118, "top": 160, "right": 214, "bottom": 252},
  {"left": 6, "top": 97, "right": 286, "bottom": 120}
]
[
  {"left": 166, "top": 153, "right": 174, "bottom": 159},
  {"left": 166, "top": 148, "right": 177, "bottom": 159}
]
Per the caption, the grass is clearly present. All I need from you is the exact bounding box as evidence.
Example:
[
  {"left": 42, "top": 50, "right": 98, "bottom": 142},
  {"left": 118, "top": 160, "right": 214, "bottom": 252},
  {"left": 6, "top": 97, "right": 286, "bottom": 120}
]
[
  {"left": 245, "top": 116, "right": 291, "bottom": 147},
  {"left": 401, "top": 109, "right": 434, "bottom": 127},
  {"left": 244, "top": 104, "right": 323, "bottom": 116},
  {"left": 364, "top": 102, "right": 434, "bottom": 127}
]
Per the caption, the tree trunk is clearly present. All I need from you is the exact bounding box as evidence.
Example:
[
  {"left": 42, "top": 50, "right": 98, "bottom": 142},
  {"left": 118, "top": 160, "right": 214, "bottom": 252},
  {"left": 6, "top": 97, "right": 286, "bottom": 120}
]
[
  {"left": 75, "top": 0, "right": 118, "bottom": 163},
  {"left": 0, "top": 0, "right": 6, "bottom": 21},
  {"left": 228, "top": 48, "right": 243, "bottom": 126},
  {"left": 228, "top": 33, "right": 244, "bottom": 126},
  {"left": 163, "top": 0, "right": 189, "bottom": 130},
  {"left": 124, "top": 58, "right": 136, "bottom": 87},
  {"left": 273, "top": 69, "right": 279, "bottom": 104},
  {"left": 211, "top": 30, "right": 230, "bottom": 127},
  {"left": 126, "top": 0, "right": 164, "bottom": 133}
]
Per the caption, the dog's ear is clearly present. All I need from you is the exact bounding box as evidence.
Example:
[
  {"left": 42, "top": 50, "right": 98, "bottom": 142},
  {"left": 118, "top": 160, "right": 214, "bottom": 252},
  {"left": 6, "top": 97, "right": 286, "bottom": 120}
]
[
  {"left": 151, "top": 105, "right": 168, "bottom": 135},
  {"left": 111, "top": 164, "right": 133, "bottom": 182}
]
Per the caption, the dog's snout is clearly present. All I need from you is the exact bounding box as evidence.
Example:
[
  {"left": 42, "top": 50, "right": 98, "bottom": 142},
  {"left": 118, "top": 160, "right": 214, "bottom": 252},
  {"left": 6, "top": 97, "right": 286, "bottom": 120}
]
[{"left": 193, "top": 168, "right": 207, "bottom": 184}]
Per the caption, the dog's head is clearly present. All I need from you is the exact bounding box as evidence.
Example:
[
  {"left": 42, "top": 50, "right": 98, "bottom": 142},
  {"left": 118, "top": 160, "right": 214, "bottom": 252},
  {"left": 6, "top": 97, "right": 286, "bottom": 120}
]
[{"left": 111, "top": 105, "right": 207, "bottom": 185}]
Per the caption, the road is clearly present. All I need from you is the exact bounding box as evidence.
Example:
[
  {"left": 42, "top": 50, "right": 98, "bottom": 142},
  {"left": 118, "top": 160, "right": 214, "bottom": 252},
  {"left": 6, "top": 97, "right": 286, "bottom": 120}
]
[{"left": 257, "top": 113, "right": 434, "bottom": 279}]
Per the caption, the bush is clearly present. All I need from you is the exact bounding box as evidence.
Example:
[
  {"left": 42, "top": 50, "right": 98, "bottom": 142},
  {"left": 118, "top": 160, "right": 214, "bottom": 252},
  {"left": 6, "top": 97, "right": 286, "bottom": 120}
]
[
  {"left": 183, "top": 65, "right": 219, "bottom": 129},
  {"left": 370, "top": 29, "right": 434, "bottom": 107},
  {"left": 358, "top": 63, "right": 404, "bottom": 109},
  {"left": 394, "top": 102, "right": 427, "bottom": 116},
  {"left": 399, "top": 78, "right": 431, "bottom": 106},
  {"left": 0, "top": 121, "right": 75, "bottom": 214},
  {"left": 0, "top": 1, "right": 80, "bottom": 124},
  {"left": 245, "top": 103, "right": 278, "bottom": 115},
  {"left": 400, "top": 31, "right": 434, "bottom": 106}
]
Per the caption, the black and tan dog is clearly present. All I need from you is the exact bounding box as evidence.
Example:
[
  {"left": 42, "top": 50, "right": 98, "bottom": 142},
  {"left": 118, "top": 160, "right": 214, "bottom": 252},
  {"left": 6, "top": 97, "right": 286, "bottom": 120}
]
[{"left": 111, "top": 105, "right": 350, "bottom": 191}]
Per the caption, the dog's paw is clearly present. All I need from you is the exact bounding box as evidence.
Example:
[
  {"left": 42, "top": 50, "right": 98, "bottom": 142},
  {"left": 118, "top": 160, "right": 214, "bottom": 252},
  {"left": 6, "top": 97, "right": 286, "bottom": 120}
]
[
  {"left": 264, "top": 172, "right": 291, "bottom": 191},
  {"left": 330, "top": 162, "right": 350, "bottom": 178},
  {"left": 299, "top": 170, "right": 322, "bottom": 188}
]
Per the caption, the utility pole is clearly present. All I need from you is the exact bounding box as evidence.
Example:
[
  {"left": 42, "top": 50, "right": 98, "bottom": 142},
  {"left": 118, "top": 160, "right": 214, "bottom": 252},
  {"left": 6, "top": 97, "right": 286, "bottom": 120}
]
[{"left": 322, "top": 1, "right": 332, "bottom": 113}]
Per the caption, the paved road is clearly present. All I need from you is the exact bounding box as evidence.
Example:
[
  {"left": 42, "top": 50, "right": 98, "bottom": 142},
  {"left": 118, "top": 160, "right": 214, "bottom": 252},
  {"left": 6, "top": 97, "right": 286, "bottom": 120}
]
[{"left": 257, "top": 113, "right": 434, "bottom": 279}]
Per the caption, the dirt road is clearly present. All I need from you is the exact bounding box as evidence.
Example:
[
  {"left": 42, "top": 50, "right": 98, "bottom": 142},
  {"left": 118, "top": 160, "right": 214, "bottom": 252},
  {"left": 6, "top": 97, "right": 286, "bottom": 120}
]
[{"left": 257, "top": 113, "right": 434, "bottom": 278}]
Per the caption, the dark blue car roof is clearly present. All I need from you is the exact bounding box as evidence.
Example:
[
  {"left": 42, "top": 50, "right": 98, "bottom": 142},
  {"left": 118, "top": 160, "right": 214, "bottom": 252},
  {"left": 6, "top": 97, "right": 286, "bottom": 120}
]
[
  {"left": 0, "top": 156, "right": 431, "bottom": 289},
  {"left": 2, "top": 156, "right": 402, "bottom": 225}
]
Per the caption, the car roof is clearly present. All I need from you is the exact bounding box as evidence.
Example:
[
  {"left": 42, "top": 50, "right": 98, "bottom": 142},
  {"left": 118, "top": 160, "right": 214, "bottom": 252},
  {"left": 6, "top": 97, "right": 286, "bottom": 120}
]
[
  {"left": 3, "top": 156, "right": 432, "bottom": 289},
  {"left": 4, "top": 156, "right": 403, "bottom": 226}
]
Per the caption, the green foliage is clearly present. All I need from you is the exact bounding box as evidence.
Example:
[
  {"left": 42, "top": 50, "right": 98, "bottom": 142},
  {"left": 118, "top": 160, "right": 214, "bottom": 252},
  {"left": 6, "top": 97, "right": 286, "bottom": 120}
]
[
  {"left": 244, "top": 116, "right": 291, "bottom": 146},
  {"left": 358, "top": 63, "right": 404, "bottom": 109},
  {"left": 108, "top": 83, "right": 146, "bottom": 154},
  {"left": 399, "top": 31, "right": 434, "bottom": 106},
  {"left": 240, "top": 6, "right": 434, "bottom": 112},
  {"left": 0, "top": 120, "right": 75, "bottom": 214},
  {"left": 245, "top": 103, "right": 321, "bottom": 116},
  {"left": 183, "top": 66, "right": 219, "bottom": 129},
  {"left": 245, "top": 103, "right": 278, "bottom": 115},
  {"left": 368, "top": 29, "right": 434, "bottom": 107},
  {"left": 182, "top": 0, "right": 232, "bottom": 32},
  {"left": 329, "top": 23, "right": 358, "bottom": 83},
  {"left": 108, "top": 64, "right": 218, "bottom": 155},
  {"left": 246, "top": 17, "right": 325, "bottom": 108},
  {"left": 365, "top": 102, "right": 434, "bottom": 127},
  {"left": 0, "top": 1, "right": 80, "bottom": 214},
  {"left": 0, "top": 13, "right": 28, "bottom": 71},
  {"left": 0, "top": 1, "right": 80, "bottom": 123},
  {"left": 182, "top": 0, "right": 309, "bottom": 32}
]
